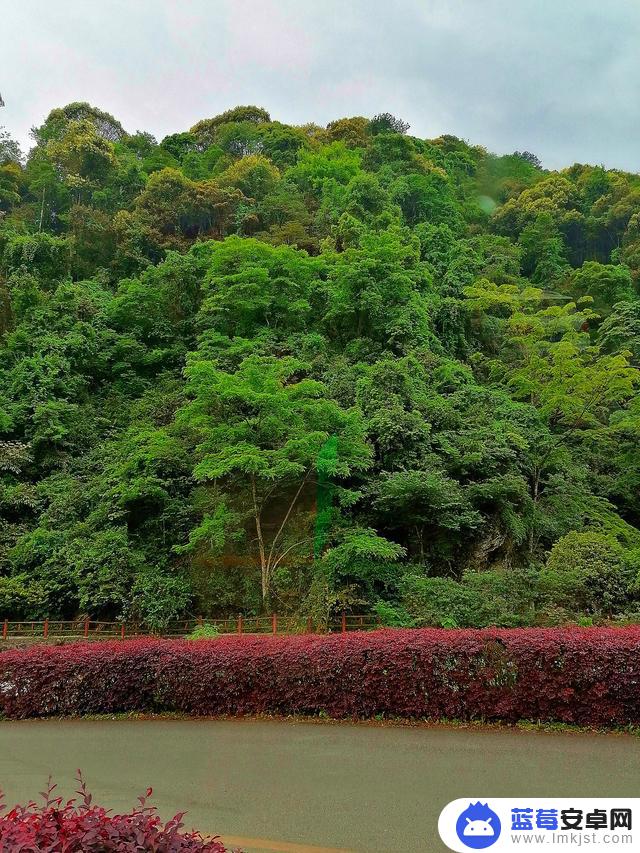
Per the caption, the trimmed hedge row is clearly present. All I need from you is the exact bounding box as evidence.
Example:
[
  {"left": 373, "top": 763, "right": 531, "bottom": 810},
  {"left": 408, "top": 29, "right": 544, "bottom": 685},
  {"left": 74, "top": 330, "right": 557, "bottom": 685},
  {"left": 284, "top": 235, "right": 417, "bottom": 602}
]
[{"left": 1, "top": 628, "right": 639, "bottom": 726}]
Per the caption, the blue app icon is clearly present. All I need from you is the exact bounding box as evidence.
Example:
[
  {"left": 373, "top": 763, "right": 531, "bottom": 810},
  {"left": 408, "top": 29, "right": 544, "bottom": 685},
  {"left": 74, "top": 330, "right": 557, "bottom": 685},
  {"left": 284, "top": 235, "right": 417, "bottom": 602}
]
[{"left": 455, "top": 802, "right": 502, "bottom": 849}]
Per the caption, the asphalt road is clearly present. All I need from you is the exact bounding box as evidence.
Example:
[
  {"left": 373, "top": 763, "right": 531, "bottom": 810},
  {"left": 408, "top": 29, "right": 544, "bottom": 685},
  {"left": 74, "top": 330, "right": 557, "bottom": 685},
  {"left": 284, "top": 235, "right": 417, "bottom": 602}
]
[{"left": 0, "top": 719, "right": 638, "bottom": 853}]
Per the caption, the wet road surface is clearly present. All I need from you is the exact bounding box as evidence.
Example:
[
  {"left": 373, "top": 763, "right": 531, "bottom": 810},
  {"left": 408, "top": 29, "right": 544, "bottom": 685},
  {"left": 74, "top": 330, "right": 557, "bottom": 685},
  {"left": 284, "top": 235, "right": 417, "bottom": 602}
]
[{"left": 0, "top": 718, "right": 638, "bottom": 852}]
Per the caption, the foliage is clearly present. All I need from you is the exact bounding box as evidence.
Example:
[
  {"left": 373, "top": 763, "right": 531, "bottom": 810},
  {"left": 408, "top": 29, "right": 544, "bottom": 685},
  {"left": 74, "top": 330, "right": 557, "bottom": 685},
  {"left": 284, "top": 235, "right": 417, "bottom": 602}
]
[
  {"left": 129, "top": 570, "right": 193, "bottom": 632},
  {"left": 3, "top": 631, "right": 640, "bottom": 727},
  {"left": 0, "top": 575, "right": 47, "bottom": 618},
  {"left": 368, "top": 113, "right": 410, "bottom": 136},
  {"left": 178, "top": 353, "right": 371, "bottom": 604},
  {"left": 1, "top": 100, "right": 640, "bottom": 626},
  {"left": 187, "top": 621, "right": 220, "bottom": 640},
  {"left": 400, "top": 571, "right": 537, "bottom": 628},
  {"left": 540, "top": 531, "right": 635, "bottom": 616},
  {"left": 0, "top": 773, "right": 233, "bottom": 851}
]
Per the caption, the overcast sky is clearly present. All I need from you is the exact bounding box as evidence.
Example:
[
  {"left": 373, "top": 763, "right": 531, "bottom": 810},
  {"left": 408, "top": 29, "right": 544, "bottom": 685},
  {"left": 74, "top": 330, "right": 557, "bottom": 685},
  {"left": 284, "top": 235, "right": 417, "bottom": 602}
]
[{"left": 2, "top": 0, "right": 640, "bottom": 171}]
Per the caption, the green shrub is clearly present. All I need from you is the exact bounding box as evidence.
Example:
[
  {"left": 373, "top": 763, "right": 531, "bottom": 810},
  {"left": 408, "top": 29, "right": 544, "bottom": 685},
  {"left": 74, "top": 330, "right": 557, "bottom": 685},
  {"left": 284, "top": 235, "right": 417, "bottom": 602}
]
[
  {"left": 2, "top": 232, "right": 71, "bottom": 281},
  {"left": 540, "top": 531, "right": 634, "bottom": 616},
  {"left": 372, "top": 599, "right": 414, "bottom": 627},
  {"left": 187, "top": 622, "right": 220, "bottom": 640},
  {"left": 0, "top": 575, "right": 48, "bottom": 619},
  {"left": 129, "top": 570, "right": 193, "bottom": 632},
  {"left": 401, "top": 570, "right": 537, "bottom": 627}
]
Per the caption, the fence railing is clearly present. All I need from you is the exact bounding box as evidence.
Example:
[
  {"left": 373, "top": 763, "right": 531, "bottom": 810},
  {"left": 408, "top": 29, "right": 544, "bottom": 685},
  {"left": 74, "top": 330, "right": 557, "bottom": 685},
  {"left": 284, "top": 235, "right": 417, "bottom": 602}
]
[{"left": 0, "top": 613, "right": 380, "bottom": 642}]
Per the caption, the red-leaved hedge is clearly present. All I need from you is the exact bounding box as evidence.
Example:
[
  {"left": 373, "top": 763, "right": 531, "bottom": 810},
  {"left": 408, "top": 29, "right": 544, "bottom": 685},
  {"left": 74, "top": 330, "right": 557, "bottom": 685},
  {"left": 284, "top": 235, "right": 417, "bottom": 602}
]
[
  {"left": 1, "top": 628, "right": 639, "bottom": 726},
  {"left": 0, "top": 774, "right": 234, "bottom": 851}
]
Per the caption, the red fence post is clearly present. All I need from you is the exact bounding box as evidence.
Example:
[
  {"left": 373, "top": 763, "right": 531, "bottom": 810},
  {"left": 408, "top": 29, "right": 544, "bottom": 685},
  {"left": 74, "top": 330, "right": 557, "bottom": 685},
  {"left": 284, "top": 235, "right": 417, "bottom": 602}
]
[
  {"left": 272, "top": 613, "right": 277, "bottom": 635},
  {"left": 198, "top": 615, "right": 203, "bottom": 628},
  {"left": 121, "top": 623, "right": 125, "bottom": 641},
  {"left": 341, "top": 611, "right": 346, "bottom": 634},
  {"left": 237, "top": 614, "right": 243, "bottom": 635},
  {"left": 2, "top": 619, "right": 7, "bottom": 640},
  {"left": 84, "top": 618, "right": 89, "bottom": 639},
  {"left": 43, "top": 619, "right": 49, "bottom": 640}
]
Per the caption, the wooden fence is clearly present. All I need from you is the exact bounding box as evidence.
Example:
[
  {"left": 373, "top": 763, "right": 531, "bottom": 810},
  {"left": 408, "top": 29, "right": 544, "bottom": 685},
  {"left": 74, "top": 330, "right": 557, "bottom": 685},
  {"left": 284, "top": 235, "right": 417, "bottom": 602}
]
[{"left": 0, "top": 613, "right": 380, "bottom": 642}]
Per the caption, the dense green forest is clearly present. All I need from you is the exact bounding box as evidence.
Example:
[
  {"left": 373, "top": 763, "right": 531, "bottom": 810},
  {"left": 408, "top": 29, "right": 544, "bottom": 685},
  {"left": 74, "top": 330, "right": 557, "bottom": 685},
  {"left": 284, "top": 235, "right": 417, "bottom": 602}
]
[{"left": 1, "top": 103, "right": 639, "bottom": 628}]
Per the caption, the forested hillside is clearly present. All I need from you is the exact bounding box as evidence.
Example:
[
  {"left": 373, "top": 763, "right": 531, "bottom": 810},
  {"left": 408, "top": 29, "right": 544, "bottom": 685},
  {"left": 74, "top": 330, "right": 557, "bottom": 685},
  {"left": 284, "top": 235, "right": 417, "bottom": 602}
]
[{"left": 1, "top": 104, "right": 639, "bottom": 628}]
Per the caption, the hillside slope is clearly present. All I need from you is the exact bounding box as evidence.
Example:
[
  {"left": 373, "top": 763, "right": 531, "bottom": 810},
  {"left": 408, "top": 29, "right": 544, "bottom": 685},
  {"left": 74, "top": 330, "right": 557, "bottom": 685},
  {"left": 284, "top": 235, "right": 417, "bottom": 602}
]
[{"left": 0, "top": 105, "right": 639, "bottom": 627}]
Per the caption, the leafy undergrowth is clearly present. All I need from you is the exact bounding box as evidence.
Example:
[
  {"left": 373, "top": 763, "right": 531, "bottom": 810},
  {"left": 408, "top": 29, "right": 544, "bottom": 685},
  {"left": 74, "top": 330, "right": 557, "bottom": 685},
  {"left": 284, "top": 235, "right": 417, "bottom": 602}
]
[
  {"left": 0, "top": 773, "right": 239, "bottom": 851},
  {"left": 2, "top": 627, "right": 640, "bottom": 727},
  {"left": 27, "top": 711, "right": 640, "bottom": 738}
]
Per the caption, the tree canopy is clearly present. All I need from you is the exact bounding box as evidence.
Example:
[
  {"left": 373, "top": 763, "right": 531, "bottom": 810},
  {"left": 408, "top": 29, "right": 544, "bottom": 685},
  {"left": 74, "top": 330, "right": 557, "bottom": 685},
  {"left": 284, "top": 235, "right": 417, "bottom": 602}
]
[{"left": 1, "top": 104, "right": 639, "bottom": 628}]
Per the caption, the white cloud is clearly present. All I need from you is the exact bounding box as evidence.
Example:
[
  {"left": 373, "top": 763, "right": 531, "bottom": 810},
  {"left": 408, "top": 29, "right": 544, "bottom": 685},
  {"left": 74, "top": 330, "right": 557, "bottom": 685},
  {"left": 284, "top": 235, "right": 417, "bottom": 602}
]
[{"left": 1, "top": 0, "right": 639, "bottom": 170}]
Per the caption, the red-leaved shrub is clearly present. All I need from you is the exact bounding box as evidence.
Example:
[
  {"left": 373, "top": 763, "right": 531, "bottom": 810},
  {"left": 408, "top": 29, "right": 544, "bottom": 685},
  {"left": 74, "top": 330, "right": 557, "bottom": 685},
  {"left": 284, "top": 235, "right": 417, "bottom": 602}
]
[
  {"left": 0, "top": 773, "right": 235, "bottom": 851},
  {"left": 1, "top": 628, "right": 639, "bottom": 726}
]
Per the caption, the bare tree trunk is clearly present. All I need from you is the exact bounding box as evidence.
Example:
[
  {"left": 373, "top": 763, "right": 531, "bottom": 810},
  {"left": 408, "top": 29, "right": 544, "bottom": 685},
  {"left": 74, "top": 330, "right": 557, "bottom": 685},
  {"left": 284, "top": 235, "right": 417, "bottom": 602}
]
[
  {"left": 415, "top": 525, "right": 424, "bottom": 561},
  {"left": 266, "top": 471, "right": 310, "bottom": 570},
  {"left": 252, "top": 475, "right": 268, "bottom": 603},
  {"left": 254, "top": 471, "right": 311, "bottom": 606},
  {"left": 38, "top": 186, "right": 45, "bottom": 232},
  {"left": 528, "top": 468, "right": 540, "bottom": 555}
]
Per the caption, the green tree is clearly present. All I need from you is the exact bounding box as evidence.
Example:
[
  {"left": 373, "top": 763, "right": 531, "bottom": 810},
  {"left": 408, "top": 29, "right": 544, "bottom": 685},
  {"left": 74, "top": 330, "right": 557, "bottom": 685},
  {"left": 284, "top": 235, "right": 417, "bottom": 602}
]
[
  {"left": 568, "top": 261, "right": 636, "bottom": 313},
  {"left": 368, "top": 113, "right": 410, "bottom": 135},
  {"left": 176, "top": 356, "right": 371, "bottom": 604}
]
